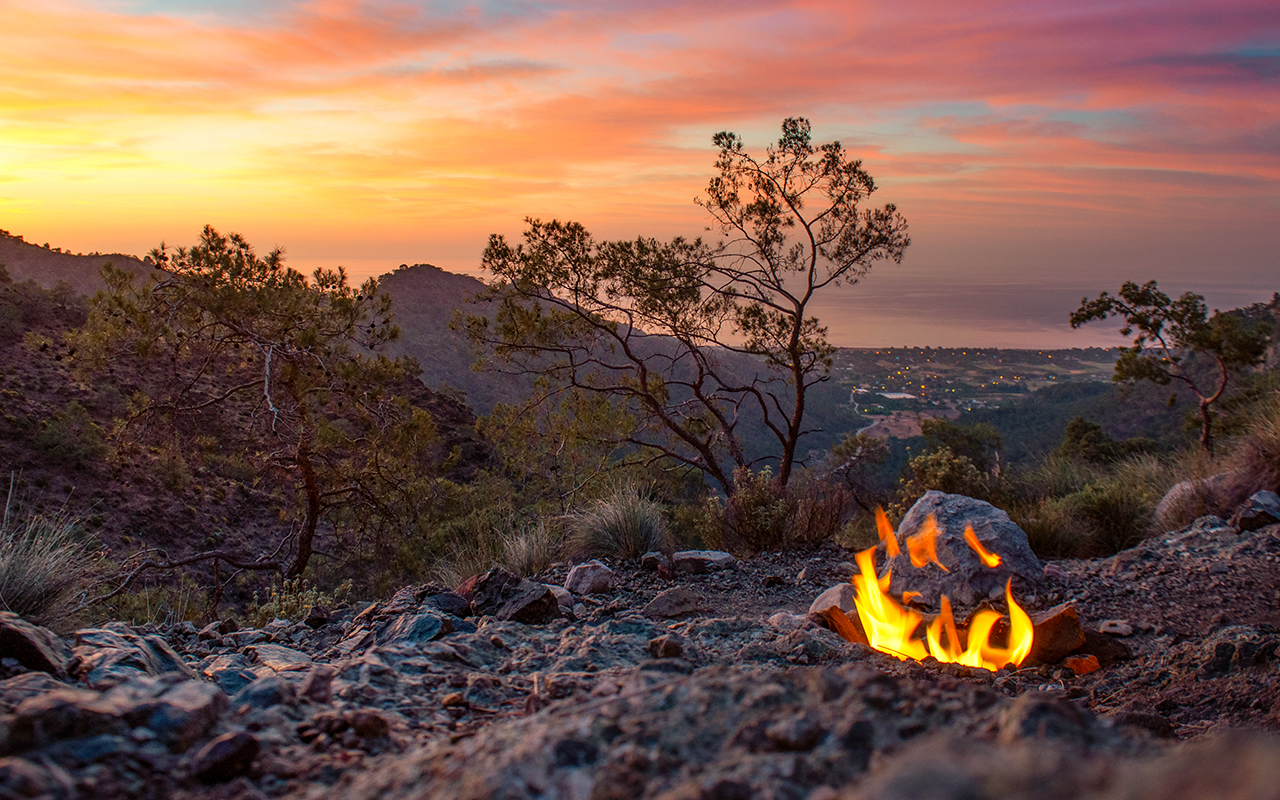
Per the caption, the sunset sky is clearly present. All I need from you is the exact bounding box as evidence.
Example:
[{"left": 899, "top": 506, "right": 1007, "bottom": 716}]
[{"left": 2, "top": 0, "right": 1277, "bottom": 347}]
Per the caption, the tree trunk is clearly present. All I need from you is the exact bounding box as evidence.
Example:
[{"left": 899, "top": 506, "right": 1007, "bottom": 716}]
[
  {"left": 288, "top": 422, "right": 321, "bottom": 577},
  {"left": 1199, "top": 400, "right": 1214, "bottom": 455}
]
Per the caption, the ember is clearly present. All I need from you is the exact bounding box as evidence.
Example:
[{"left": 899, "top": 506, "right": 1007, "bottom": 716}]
[{"left": 844, "top": 510, "right": 1034, "bottom": 671}]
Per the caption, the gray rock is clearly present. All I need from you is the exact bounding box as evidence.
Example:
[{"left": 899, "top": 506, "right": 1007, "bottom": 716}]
[
  {"left": 191, "top": 731, "right": 259, "bottom": 783},
  {"left": 141, "top": 680, "right": 228, "bottom": 752},
  {"left": 299, "top": 664, "right": 337, "bottom": 704},
  {"left": 72, "top": 629, "right": 195, "bottom": 688},
  {"left": 642, "top": 587, "right": 707, "bottom": 619},
  {"left": 0, "top": 613, "right": 70, "bottom": 679},
  {"left": 564, "top": 560, "right": 614, "bottom": 595},
  {"left": 545, "top": 585, "right": 575, "bottom": 618},
  {"left": 231, "top": 674, "right": 297, "bottom": 710},
  {"left": 460, "top": 568, "right": 558, "bottom": 624},
  {"left": 376, "top": 611, "right": 452, "bottom": 648},
  {"left": 5, "top": 688, "right": 126, "bottom": 751},
  {"left": 0, "top": 672, "right": 68, "bottom": 713},
  {"left": 424, "top": 592, "right": 470, "bottom": 618},
  {"left": 1231, "top": 490, "right": 1280, "bottom": 532},
  {"left": 640, "top": 551, "right": 671, "bottom": 572},
  {"left": 200, "top": 655, "right": 258, "bottom": 696},
  {"left": 672, "top": 550, "right": 736, "bottom": 575},
  {"left": 0, "top": 756, "right": 57, "bottom": 797},
  {"left": 808, "top": 583, "right": 857, "bottom": 616},
  {"left": 884, "top": 491, "right": 1042, "bottom": 609}
]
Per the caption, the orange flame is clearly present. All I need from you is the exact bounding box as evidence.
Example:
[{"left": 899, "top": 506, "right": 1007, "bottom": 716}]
[
  {"left": 906, "top": 515, "right": 949, "bottom": 572},
  {"left": 846, "top": 522, "right": 1034, "bottom": 671},
  {"left": 875, "top": 506, "right": 900, "bottom": 558},
  {"left": 851, "top": 547, "right": 927, "bottom": 661},
  {"left": 964, "top": 525, "right": 1001, "bottom": 567}
]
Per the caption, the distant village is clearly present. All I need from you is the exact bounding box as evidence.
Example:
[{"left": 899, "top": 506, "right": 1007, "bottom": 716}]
[{"left": 836, "top": 346, "right": 1121, "bottom": 439}]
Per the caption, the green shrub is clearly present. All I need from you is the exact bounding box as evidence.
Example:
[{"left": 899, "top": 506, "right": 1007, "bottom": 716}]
[
  {"left": 0, "top": 485, "right": 93, "bottom": 625},
  {"left": 710, "top": 467, "right": 851, "bottom": 555},
  {"left": 567, "top": 482, "right": 665, "bottom": 560},
  {"left": 891, "top": 447, "right": 986, "bottom": 520},
  {"left": 36, "top": 401, "right": 106, "bottom": 469}
]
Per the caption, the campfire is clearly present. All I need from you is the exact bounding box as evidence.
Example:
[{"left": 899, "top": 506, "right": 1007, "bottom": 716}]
[{"left": 824, "top": 508, "right": 1034, "bottom": 672}]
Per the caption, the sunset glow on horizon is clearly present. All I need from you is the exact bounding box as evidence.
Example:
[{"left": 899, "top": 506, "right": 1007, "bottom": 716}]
[{"left": 2, "top": 0, "right": 1277, "bottom": 346}]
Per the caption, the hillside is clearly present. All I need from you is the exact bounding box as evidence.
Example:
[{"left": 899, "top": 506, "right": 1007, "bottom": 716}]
[
  {"left": 377, "top": 264, "right": 535, "bottom": 414},
  {"left": 0, "top": 229, "right": 147, "bottom": 295}
]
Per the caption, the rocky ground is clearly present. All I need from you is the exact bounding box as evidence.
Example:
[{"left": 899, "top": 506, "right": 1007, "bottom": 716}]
[{"left": 2, "top": 493, "right": 1280, "bottom": 800}]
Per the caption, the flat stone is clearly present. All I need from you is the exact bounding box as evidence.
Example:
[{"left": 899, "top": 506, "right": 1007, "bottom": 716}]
[
  {"left": 808, "top": 584, "right": 857, "bottom": 616},
  {"left": 672, "top": 550, "right": 736, "bottom": 575},
  {"left": 565, "top": 560, "right": 614, "bottom": 595},
  {"left": 231, "top": 674, "right": 297, "bottom": 710},
  {"left": 642, "top": 587, "right": 706, "bottom": 619},
  {"left": 1099, "top": 620, "right": 1134, "bottom": 637},
  {"left": 243, "top": 643, "right": 313, "bottom": 673},
  {"left": 191, "top": 731, "right": 259, "bottom": 783},
  {"left": 0, "top": 613, "right": 70, "bottom": 679},
  {"left": 1029, "top": 604, "right": 1087, "bottom": 664},
  {"left": 6, "top": 688, "right": 127, "bottom": 751}
]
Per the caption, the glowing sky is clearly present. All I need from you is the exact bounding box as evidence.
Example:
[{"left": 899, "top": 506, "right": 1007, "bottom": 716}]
[{"left": 2, "top": 0, "right": 1277, "bottom": 346}]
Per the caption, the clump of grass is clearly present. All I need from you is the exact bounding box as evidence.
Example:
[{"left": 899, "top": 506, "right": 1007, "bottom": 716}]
[
  {"left": 106, "top": 575, "right": 208, "bottom": 627},
  {"left": 566, "top": 482, "right": 666, "bottom": 560},
  {"left": 0, "top": 477, "right": 93, "bottom": 625},
  {"left": 430, "top": 513, "right": 563, "bottom": 587},
  {"left": 1219, "top": 389, "right": 1280, "bottom": 506},
  {"left": 246, "top": 577, "right": 352, "bottom": 628},
  {"left": 1006, "top": 453, "right": 1187, "bottom": 558}
]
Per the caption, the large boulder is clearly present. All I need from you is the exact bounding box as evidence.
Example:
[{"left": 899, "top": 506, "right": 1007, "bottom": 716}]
[{"left": 883, "top": 491, "right": 1042, "bottom": 609}]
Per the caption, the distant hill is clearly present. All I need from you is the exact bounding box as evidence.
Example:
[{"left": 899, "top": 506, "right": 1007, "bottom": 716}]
[
  {"left": 376, "top": 263, "right": 535, "bottom": 414},
  {"left": 0, "top": 229, "right": 148, "bottom": 295}
]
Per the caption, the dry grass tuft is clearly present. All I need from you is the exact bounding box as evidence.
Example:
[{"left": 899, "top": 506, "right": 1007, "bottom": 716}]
[
  {"left": 566, "top": 482, "right": 666, "bottom": 561},
  {"left": 0, "top": 478, "right": 93, "bottom": 625}
]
